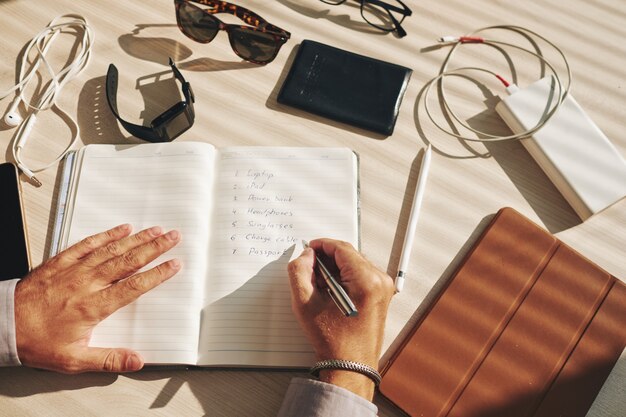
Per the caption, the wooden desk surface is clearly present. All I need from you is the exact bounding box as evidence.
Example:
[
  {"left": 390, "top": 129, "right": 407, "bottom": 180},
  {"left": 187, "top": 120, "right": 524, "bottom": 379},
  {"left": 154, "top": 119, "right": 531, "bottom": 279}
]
[{"left": 1, "top": 0, "right": 625, "bottom": 415}]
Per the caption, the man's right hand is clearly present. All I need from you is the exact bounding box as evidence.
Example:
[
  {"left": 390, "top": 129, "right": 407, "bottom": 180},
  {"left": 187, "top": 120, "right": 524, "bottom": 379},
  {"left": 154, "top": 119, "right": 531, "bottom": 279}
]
[
  {"left": 287, "top": 238, "right": 395, "bottom": 400},
  {"left": 14, "top": 224, "right": 181, "bottom": 374}
]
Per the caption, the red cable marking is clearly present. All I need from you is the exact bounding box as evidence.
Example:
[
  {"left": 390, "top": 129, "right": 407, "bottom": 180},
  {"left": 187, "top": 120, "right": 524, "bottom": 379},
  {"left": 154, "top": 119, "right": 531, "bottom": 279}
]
[
  {"left": 459, "top": 36, "right": 484, "bottom": 43},
  {"left": 495, "top": 74, "right": 510, "bottom": 87}
]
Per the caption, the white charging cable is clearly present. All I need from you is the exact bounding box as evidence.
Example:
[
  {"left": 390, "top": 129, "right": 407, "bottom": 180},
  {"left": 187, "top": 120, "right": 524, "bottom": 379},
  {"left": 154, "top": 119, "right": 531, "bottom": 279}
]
[
  {"left": 1, "top": 14, "right": 94, "bottom": 186},
  {"left": 422, "top": 25, "right": 572, "bottom": 142}
]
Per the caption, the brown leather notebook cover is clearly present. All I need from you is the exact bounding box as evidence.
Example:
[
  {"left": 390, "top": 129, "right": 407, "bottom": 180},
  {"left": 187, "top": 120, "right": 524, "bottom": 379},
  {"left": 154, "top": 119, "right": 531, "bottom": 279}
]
[{"left": 379, "top": 207, "right": 626, "bottom": 417}]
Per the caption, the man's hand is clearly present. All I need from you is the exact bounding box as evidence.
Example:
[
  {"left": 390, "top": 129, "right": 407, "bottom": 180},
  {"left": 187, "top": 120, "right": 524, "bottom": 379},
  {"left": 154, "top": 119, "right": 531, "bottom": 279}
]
[
  {"left": 14, "top": 224, "right": 181, "bottom": 374},
  {"left": 287, "top": 239, "right": 395, "bottom": 400}
]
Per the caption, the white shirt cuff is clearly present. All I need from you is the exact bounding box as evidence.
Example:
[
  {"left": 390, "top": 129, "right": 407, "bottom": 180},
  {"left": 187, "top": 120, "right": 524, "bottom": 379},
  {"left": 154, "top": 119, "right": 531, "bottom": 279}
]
[
  {"left": 277, "top": 377, "right": 378, "bottom": 417},
  {"left": 0, "top": 279, "right": 21, "bottom": 366}
]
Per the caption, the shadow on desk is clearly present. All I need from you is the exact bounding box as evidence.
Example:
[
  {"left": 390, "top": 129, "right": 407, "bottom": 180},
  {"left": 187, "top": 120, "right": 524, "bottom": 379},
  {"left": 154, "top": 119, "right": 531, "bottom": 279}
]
[
  {"left": 0, "top": 367, "right": 300, "bottom": 416},
  {"left": 77, "top": 76, "right": 129, "bottom": 146},
  {"left": 466, "top": 106, "right": 580, "bottom": 233},
  {"left": 127, "top": 368, "right": 301, "bottom": 416},
  {"left": 118, "top": 23, "right": 259, "bottom": 71},
  {"left": 0, "top": 367, "right": 117, "bottom": 397}
]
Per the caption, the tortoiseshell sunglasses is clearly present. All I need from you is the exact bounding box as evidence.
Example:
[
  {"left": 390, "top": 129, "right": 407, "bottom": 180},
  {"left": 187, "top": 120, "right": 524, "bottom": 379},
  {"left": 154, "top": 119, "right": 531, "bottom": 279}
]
[{"left": 174, "top": 0, "right": 291, "bottom": 64}]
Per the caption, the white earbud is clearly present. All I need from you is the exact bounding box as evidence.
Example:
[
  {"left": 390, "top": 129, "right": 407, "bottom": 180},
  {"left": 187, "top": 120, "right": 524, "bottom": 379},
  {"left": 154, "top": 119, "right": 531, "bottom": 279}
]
[{"left": 4, "top": 97, "right": 23, "bottom": 127}]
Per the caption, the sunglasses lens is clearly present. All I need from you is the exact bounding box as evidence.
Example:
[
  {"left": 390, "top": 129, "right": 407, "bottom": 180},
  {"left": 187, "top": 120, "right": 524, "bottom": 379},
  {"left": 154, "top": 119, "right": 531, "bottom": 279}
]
[
  {"left": 230, "top": 28, "right": 280, "bottom": 63},
  {"left": 178, "top": 1, "right": 219, "bottom": 43}
]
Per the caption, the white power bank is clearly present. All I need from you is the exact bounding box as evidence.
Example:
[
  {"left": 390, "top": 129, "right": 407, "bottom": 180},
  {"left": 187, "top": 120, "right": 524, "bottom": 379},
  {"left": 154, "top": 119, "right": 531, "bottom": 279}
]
[{"left": 495, "top": 76, "right": 626, "bottom": 220}]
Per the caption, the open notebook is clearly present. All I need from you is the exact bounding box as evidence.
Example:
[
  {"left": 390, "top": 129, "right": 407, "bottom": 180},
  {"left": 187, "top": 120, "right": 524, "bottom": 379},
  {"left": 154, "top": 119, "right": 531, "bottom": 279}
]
[{"left": 51, "top": 142, "right": 359, "bottom": 367}]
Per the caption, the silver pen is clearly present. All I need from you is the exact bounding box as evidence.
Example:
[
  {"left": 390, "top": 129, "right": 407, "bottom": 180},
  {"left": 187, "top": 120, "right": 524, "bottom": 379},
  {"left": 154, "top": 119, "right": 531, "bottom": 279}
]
[{"left": 302, "top": 240, "right": 358, "bottom": 317}]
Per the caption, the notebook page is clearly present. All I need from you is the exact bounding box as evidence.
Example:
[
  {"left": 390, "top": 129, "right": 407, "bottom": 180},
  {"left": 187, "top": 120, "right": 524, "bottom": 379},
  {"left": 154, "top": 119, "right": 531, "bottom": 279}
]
[
  {"left": 64, "top": 142, "right": 216, "bottom": 364},
  {"left": 198, "top": 147, "right": 358, "bottom": 366}
]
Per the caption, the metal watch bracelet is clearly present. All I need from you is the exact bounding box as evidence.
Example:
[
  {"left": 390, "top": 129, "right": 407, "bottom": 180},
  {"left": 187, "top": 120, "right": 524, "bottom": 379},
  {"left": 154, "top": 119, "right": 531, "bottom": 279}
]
[{"left": 310, "top": 359, "right": 382, "bottom": 387}]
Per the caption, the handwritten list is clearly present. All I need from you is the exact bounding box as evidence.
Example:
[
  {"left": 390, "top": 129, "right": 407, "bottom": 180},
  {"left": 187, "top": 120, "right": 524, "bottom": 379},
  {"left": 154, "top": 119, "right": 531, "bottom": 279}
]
[{"left": 198, "top": 147, "right": 358, "bottom": 366}]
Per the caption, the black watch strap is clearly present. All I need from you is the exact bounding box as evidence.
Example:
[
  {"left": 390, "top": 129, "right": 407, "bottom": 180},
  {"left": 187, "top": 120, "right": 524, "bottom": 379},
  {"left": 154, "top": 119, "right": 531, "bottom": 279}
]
[{"left": 106, "top": 63, "right": 178, "bottom": 143}]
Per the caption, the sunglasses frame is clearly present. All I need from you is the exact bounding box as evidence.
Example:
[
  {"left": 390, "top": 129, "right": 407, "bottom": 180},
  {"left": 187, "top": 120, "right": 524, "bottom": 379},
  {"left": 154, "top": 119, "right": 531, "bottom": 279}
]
[
  {"left": 174, "top": 0, "right": 291, "bottom": 64},
  {"left": 320, "top": 0, "right": 412, "bottom": 38}
]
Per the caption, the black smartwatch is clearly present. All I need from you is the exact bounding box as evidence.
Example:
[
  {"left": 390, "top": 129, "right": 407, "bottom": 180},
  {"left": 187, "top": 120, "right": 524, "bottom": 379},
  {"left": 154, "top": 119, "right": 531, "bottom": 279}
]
[{"left": 106, "top": 58, "right": 195, "bottom": 143}]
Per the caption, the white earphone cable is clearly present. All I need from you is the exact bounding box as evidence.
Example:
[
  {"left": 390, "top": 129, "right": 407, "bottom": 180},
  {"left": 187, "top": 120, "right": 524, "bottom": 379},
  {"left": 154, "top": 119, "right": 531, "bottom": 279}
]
[
  {"left": 1, "top": 14, "right": 94, "bottom": 186},
  {"left": 422, "top": 25, "right": 571, "bottom": 143}
]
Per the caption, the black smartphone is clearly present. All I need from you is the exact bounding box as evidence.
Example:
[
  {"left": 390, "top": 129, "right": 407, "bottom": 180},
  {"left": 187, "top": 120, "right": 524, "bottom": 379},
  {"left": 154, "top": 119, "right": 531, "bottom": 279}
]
[{"left": 0, "top": 162, "right": 30, "bottom": 280}]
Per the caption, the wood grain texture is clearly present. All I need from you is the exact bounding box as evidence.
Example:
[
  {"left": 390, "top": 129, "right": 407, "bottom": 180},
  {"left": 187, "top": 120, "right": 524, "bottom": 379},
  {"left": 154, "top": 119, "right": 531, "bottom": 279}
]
[{"left": 0, "top": 0, "right": 624, "bottom": 415}]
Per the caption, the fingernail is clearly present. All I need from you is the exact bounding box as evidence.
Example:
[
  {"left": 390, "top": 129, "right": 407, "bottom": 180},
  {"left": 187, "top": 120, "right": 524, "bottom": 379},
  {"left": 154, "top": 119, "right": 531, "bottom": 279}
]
[
  {"left": 118, "top": 224, "right": 132, "bottom": 232},
  {"left": 169, "top": 259, "right": 181, "bottom": 270},
  {"left": 166, "top": 230, "right": 180, "bottom": 241},
  {"left": 148, "top": 226, "right": 162, "bottom": 237},
  {"left": 125, "top": 353, "right": 143, "bottom": 371}
]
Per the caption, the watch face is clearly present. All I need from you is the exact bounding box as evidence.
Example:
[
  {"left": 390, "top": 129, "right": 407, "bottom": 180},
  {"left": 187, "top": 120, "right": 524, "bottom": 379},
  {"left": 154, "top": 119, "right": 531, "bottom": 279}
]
[{"left": 164, "top": 107, "right": 192, "bottom": 140}]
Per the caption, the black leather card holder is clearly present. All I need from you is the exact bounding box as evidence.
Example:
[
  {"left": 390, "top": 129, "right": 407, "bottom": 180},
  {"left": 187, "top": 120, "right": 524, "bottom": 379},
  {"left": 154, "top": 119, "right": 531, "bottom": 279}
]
[{"left": 277, "top": 40, "right": 412, "bottom": 136}]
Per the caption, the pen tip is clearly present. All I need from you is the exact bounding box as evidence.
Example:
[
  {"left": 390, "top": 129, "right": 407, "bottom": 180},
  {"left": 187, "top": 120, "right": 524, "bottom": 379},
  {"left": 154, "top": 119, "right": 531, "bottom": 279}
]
[
  {"left": 395, "top": 274, "right": 405, "bottom": 293},
  {"left": 302, "top": 240, "right": 309, "bottom": 248}
]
